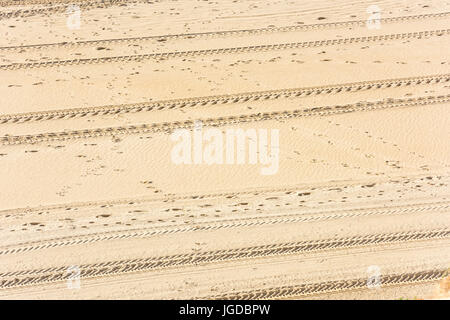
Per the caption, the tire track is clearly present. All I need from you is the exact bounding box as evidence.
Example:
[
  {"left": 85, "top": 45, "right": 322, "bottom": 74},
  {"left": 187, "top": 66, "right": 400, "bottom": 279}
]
[
  {"left": 1, "top": 73, "right": 448, "bottom": 124},
  {"left": 1, "top": 29, "right": 449, "bottom": 70},
  {"left": 0, "top": 0, "right": 145, "bottom": 19},
  {"left": 0, "top": 229, "right": 448, "bottom": 289},
  {"left": 1, "top": 201, "right": 449, "bottom": 256},
  {"left": 2, "top": 12, "right": 449, "bottom": 51},
  {"left": 1, "top": 171, "right": 445, "bottom": 216},
  {"left": 0, "top": 0, "right": 142, "bottom": 5},
  {"left": 1, "top": 94, "right": 448, "bottom": 146},
  {"left": 203, "top": 269, "right": 449, "bottom": 299}
]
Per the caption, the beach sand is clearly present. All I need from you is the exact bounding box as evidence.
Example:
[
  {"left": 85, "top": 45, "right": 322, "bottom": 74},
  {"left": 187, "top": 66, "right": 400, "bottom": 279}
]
[{"left": 0, "top": 0, "right": 449, "bottom": 299}]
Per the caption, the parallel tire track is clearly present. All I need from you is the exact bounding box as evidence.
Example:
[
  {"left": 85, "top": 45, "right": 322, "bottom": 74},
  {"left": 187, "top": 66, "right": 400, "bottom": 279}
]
[
  {"left": 1, "top": 73, "right": 448, "bottom": 124},
  {"left": 0, "top": 0, "right": 145, "bottom": 19},
  {"left": 1, "top": 29, "right": 449, "bottom": 70},
  {"left": 0, "top": 172, "right": 444, "bottom": 216},
  {"left": 1, "top": 12, "right": 449, "bottom": 50},
  {"left": 1, "top": 94, "right": 449, "bottom": 146},
  {"left": 1, "top": 201, "right": 449, "bottom": 256},
  {"left": 204, "top": 269, "right": 449, "bottom": 299},
  {"left": 0, "top": 0, "right": 142, "bottom": 5},
  {"left": 0, "top": 229, "right": 448, "bottom": 289},
  {"left": 0, "top": 1, "right": 447, "bottom": 23}
]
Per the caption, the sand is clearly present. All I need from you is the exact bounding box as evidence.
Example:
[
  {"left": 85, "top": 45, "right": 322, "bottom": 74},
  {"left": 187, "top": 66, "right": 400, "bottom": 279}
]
[{"left": 0, "top": 0, "right": 449, "bottom": 300}]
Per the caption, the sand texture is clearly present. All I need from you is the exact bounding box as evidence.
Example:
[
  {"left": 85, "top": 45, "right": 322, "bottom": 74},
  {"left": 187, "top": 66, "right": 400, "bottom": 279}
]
[{"left": 0, "top": 0, "right": 449, "bottom": 300}]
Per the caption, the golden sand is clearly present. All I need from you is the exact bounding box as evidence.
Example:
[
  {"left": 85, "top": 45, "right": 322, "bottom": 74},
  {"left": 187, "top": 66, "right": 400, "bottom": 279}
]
[{"left": 0, "top": 0, "right": 449, "bottom": 299}]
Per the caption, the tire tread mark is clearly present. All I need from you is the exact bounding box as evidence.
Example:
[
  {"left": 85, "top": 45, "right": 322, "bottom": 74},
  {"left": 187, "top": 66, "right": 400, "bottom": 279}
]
[
  {"left": 1, "top": 94, "right": 449, "bottom": 145},
  {"left": 204, "top": 269, "right": 449, "bottom": 299},
  {"left": 0, "top": 74, "right": 448, "bottom": 124},
  {"left": 1, "top": 29, "right": 449, "bottom": 69},
  {"left": 1, "top": 12, "right": 449, "bottom": 49},
  {"left": 1, "top": 201, "right": 448, "bottom": 256},
  {"left": 0, "top": 229, "right": 448, "bottom": 289}
]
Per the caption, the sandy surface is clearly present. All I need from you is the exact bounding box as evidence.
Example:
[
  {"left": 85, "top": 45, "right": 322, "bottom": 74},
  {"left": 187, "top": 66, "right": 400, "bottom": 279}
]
[{"left": 0, "top": 0, "right": 449, "bottom": 300}]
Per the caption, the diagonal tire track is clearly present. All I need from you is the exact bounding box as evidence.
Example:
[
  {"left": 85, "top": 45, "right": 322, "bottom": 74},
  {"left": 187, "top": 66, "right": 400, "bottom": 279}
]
[
  {"left": 204, "top": 269, "right": 449, "bottom": 299},
  {"left": 0, "top": 229, "right": 448, "bottom": 289},
  {"left": 1, "top": 201, "right": 449, "bottom": 256},
  {"left": 1, "top": 94, "right": 449, "bottom": 146},
  {"left": 1, "top": 29, "right": 449, "bottom": 69},
  {"left": 0, "top": 73, "right": 448, "bottom": 124},
  {"left": 1, "top": 12, "right": 449, "bottom": 50}
]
